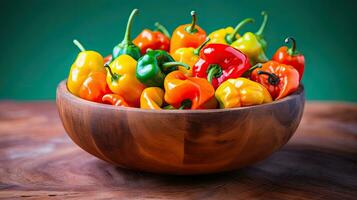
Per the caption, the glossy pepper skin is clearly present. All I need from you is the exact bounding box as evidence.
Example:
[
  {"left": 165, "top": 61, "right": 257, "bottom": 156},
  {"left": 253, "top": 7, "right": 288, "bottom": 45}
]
[
  {"left": 133, "top": 22, "right": 170, "bottom": 54},
  {"left": 251, "top": 61, "right": 300, "bottom": 100},
  {"left": 231, "top": 12, "right": 269, "bottom": 65},
  {"left": 140, "top": 87, "right": 164, "bottom": 109},
  {"left": 215, "top": 78, "right": 272, "bottom": 108},
  {"left": 102, "top": 94, "right": 129, "bottom": 107},
  {"left": 192, "top": 43, "right": 251, "bottom": 89},
  {"left": 78, "top": 71, "right": 111, "bottom": 102},
  {"left": 105, "top": 54, "right": 145, "bottom": 107},
  {"left": 164, "top": 71, "right": 215, "bottom": 109},
  {"left": 170, "top": 11, "right": 206, "bottom": 54},
  {"left": 113, "top": 9, "right": 141, "bottom": 60},
  {"left": 172, "top": 38, "right": 210, "bottom": 75},
  {"left": 67, "top": 40, "right": 105, "bottom": 96},
  {"left": 272, "top": 37, "right": 305, "bottom": 81},
  {"left": 208, "top": 18, "right": 254, "bottom": 45},
  {"left": 136, "top": 50, "right": 190, "bottom": 87}
]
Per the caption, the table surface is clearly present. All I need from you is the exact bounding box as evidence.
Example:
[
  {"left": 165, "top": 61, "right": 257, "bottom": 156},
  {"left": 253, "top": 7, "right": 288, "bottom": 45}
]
[{"left": 0, "top": 101, "right": 356, "bottom": 200}]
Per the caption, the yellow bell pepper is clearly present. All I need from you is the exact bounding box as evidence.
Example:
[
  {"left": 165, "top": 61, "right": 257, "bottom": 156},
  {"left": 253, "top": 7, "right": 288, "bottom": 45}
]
[
  {"left": 231, "top": 12, "right": 268, "bottom": 65},
  {"left": 140, "top": 87, "right": 164, "bottom": 109},
  {"left": 105, "top": 54, "right": 145, "bottom": 107},
  {"left": 172, "top": 38, "right": 210, "bottom": 75},
  {"left": 215, "top": 78, "right": 272, "bottom": 108},
  {"left": 67, "top": 40, "right": 105, "bottom": 96},
  {"left": 208, "top": 18, "right": 254, "bottom": 45}
]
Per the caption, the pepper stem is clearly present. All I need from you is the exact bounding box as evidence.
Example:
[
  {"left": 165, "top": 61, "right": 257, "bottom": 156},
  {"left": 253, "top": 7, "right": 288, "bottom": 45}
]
[
  {"left": 155, "top": 22, "right": 170, "bottom": 38},
  {"left": 285, "top": 37, "right": 297, "bottom": 55},
  {"left": 104, "top": 64, "right": 121, "bottom": 81},
  {"left": 73, "top": 39, "right": 86, "bottom": 52},
  {"left": 123, "top": 9, "right": 139, "bottom": 43},
  {"left": 193, "top": 37, "right": 210, "bottom": 55},
  {"left": 162, "top": 62, "right": 190, "bottom": 71},
  {"left": 242, "top": 63, "right": 262, "bottom": 77},
  {"left": 226, "top": 18, "right": 254, "bottom": 44},
  {"left": 179, "top": 99, "right": 192, "bottom": 110},
  {"left": 255, "top": 11, "right": 268, "bottom": 37},
  {"left": 187, "top": 11, "right": 197, "bottom": 33},
  {"left": 257, "top": 70, "right": 280, "bottom": 85},
  {"left": 207, "top": 64, "right": 223, "bottom": 84}
]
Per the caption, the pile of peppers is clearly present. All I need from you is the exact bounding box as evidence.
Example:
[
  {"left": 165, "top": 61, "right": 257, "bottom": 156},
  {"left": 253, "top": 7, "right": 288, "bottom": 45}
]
[{"left": 67, "top": 9, "right": 305, "bottom": 110}]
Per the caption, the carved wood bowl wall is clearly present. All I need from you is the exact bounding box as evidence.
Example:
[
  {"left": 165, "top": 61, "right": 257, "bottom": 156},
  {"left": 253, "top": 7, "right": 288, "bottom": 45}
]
[{"left": 56, "top": 80, "right": 305, "bottom": 175}]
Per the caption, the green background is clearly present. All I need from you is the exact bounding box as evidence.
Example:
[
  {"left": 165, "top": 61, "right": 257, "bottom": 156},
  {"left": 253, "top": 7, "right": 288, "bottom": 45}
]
[{"left": 1, "top": 0, "right": 357, "bottom": 101}]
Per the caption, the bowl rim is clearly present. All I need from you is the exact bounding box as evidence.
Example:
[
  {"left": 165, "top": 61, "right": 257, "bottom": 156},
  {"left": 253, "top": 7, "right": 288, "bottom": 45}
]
[{"left": 57, "top": 80, "right": 304, "bottom": 114}]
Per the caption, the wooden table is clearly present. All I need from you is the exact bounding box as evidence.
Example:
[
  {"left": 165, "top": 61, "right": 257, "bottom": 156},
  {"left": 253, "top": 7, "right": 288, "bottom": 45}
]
[{"left": 0, "top": 102, "right": 356, "bottom": 199}]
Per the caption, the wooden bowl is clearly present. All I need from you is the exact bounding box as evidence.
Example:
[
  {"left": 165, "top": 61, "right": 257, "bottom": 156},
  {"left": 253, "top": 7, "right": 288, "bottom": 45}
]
[{"left": 56, "top": 80, "right": 305, "bottom": 175}]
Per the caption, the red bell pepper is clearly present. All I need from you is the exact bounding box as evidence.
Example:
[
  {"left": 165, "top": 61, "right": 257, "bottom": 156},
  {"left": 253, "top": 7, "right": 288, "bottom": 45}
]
[
  {"left": 192, "top": 43, "right": 251, "bottom": 89},
  {"left": 272, "top": 37, "right": 305, "bottom": 81}
]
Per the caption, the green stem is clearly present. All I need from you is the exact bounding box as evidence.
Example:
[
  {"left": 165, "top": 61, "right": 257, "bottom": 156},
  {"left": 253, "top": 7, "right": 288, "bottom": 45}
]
[
  {"left": 73, "top": 39, "right": 86, "bottom": 52},
  {"left": 207, "top": 64, "right": 222, "bottom": 84},
  {"left": 226, "top": 18, "right": 254, "bottom": 44},
  {"left": 155, "top": 22, "right": 170, "bottom": 38},
  {"left": 187, "top": 11, "right": 197, "bottom": 33},
  {"left": 242, "top": 63, "right": 262, "bottom": 77},
  {"left": 104, "top": 64, "right": 121, "bottom": 81},
  {"left": 285, "top": 37, "right": 297, "bottom": 55},
  {"left": 193, "top": 37, "right": 210, "bottom": 55},
  {"left": 255, "top": 11, "right": 268, "bottom": 37},
  {"left": 179, "top": 99, "right": 192, "bottom": 110},
  {"left": 162, "top": 62, "right": 190, "bottom": 71},
  {"left": 257, "top": 70, "right": 280, "bottom": 85},
  {"left": 123, "top": 8, "right": 139, "bottom": 43}
]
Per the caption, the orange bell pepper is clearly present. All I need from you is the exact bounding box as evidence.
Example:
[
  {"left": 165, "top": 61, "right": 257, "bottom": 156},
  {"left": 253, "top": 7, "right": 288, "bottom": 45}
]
[
  {"left": 78, "top": 71, "right": 111, "bottom": 103},
  {"left": 251, "top": 61, "right": 300, "bottom": 100},
  {"left": 169, "top": 11, "right": 206, "bottom": 54},
  {"left": 164, "top": 71, "right": 215, "bottom": 109}
]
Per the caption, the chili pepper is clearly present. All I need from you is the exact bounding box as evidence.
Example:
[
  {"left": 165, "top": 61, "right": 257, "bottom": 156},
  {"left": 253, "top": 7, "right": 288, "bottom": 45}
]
[
  {"left": 272, "top": 37, "right": 305, "bottom": 81},
  {"left": 215, "top": 78, "right": 272, "bottom": 108},
  {"left": 67, "top": 40, "right": 105, "bottom": 96},
  {"left": 140, "top": 87, "right": 165, "bottom": 109},
  {"left": 251, "top": 61, "right": 300, "bottom": 100},
  {"left": 113, "top": 9, "right": 141, "bottom": 60},
  {"left": 164, "top": 71, "right": 215, "bottom": 109},
  {"left": 133, "top": 22, "right": 170, "bottom": 54},
  {"left": 136, "top": 49, "right": 190, "bottom": 87},
  {"left": 105, "top": 54, "right": 145, "bottom": 107},
  {"left": 78, "top": 71, "right": 111, "bottom": 102},
  {"left": 102, "top": 94, "right": 129, "bottom": 107},
  {"left": 170, "top": 11, "right": 206, "bottom": 54},
  {"left": 103, "top": 55, "right": 112, "bottom": 65},
  {"left": 192, "top": 43, "right": 250, "bottom": 89},
  {"left": 208, "top": 18, "right": 254, "bottom": 45},
  {"left": 172, "top": 38, "right": 210, "bottom": 76},
  {"left": 231, "top": 11, "right": 268, "bottom": 65}
]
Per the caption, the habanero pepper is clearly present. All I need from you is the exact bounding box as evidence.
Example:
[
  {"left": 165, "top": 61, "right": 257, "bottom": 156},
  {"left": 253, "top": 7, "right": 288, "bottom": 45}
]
[
  {"left": 164, "top": 71, "right": 216, "bottom": 109},
  {"left": 231, "top": 11, "right": 269, "bottom": 65},
  {"left": 272, "top": 37, "right": 305, "bottom": 81},
  {"left": 251, "top": 61, "right": 300, "bottom": 100},
  {"left": 133, "top": 22, "right": 170, "bottom": 54},
  {"left": 78, "top": 71, "right": 112, "bottom": 103},
  {"left": 170, "top": 11, "right": 206, "bottom": 54},
  {"left": 67, "top": 40, "right": 106, "bottom": 97},
  {"left": 192, "top": 43, "right": 251, "bottom": 89},
  {"left": 105, "top": 54, "right": 145, "bottom": 107},
  {"left": 102, "top": 94, "right": 129, "bottom": 107},
  {"left": 136, "top": 50, "right": 190, "bottom": 87},
  {"left": 215, "top": 78, "right": 272, "bottom": 108},
  {"left": 171, "top": 38, "right": 210, "bottom": 76},
  {"left": 113, "top": 9, "right": 141, "bottom": 60},
  {"left": 208, "top": 18, "right": 254, "bottom": 45},
  {"left": 140, "top": 87, "right": 165, "bottom": 109}
]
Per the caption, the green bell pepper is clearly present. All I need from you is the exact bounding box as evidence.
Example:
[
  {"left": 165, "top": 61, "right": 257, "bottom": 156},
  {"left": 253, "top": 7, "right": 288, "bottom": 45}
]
[
  {"left": 136, "top": 50, "right": 190, "bottom": 87},
  {"left": 113, "top": 9, "right": 141, "bottom": 60}
]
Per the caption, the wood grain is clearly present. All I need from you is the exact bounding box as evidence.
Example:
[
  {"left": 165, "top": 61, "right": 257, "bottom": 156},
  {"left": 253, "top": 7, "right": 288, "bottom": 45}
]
[
  {"left": 56, "top": 81, "right": 305, "bottom": 175},
  {"left": 0, "top": 101, "right": 356, "bottom": 199}
]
